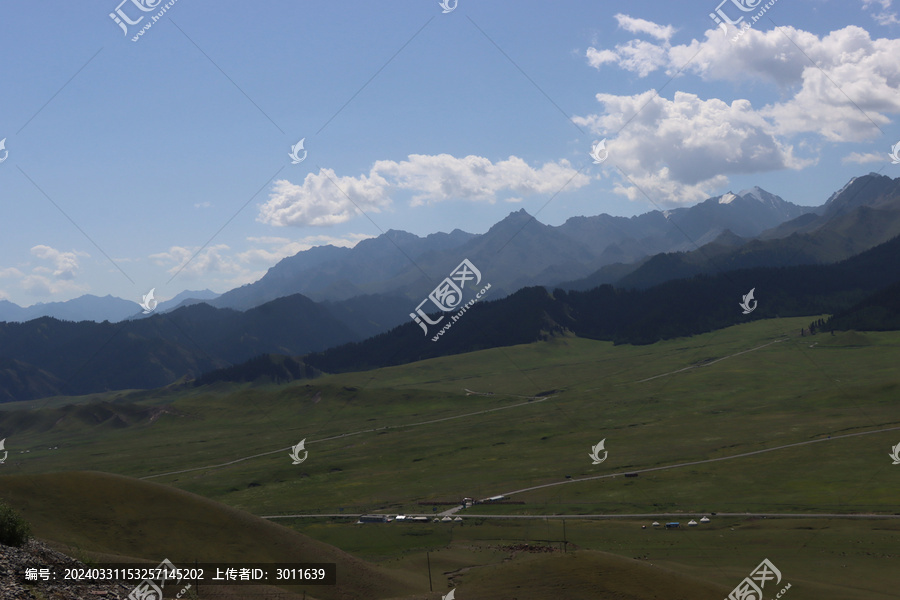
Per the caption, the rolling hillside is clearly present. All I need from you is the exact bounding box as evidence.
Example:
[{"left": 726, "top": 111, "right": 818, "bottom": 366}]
[{"left": 0, "top": 471, "right": 414, "bottom": 600}]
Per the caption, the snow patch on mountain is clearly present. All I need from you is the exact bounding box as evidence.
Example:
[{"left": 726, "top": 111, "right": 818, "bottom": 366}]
[{"left": 719, "top": 192, "right": 737, "bottom": 204}]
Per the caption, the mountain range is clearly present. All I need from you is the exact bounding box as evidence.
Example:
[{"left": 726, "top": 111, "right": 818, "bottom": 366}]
[
  {"left": 1, "top": 173, "right": 899, "bottom": 401},
  {"left": 560, "top": 173, "right": 900, "bottom": 291},
  {"left": 290, "top": 230, "right": 900, "bottom": 378},
  {"left": 1, "top": 182, "right": 814, "bottom": 323},
  {"left": 210, "top": 183, "right": 812, "bottom": 310},
  {"left": 0, "top": 289, "right": 219, "bottom": 323}
]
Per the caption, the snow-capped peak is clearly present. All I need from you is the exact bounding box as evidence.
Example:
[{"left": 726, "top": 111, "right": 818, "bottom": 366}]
[
  {"left": 719, "top": 192, "right": 737, "bottom": 204},
  {"left": 737, "top": 186, "right": 766, "bottom": 202}
]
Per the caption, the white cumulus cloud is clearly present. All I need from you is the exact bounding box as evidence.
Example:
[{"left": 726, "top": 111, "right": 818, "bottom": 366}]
[
  {"left": 614, "top": 13, "right": 675, "bottom": 42},
  {"left": 259, "top": 170, "right": 391, "bottom": 227},
  {"left": 30, "top": 245, "right": 86, "bottom": 280},
  {"left": 372, "top": 154, "right": 589, "bottom": 206},
  {"left": 21, "top": 274, "right": 87, "bottom": 297},
  {"left": 575, "top": 91, "right": 810, "bottom": 203},
  {"left": 578, "top": 18, "right": 900, "bottom": 202},
  {"left": 258, "top": 154, "right": 590, "bottom": 226}
]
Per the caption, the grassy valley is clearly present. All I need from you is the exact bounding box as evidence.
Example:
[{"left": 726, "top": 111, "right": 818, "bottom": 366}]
[{"left": 1, "top": 317, "right": 898, "bottom": 598}]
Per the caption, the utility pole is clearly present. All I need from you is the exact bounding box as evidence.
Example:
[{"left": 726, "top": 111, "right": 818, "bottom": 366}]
[
  {"left": 427, "top": 551, "right": 433, "bottom": 592},
  {"left": 563, "top": 519, "right": 567, "bottom": 553}
]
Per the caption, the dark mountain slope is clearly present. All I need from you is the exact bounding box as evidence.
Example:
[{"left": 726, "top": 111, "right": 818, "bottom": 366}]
[
  {"left": 0, "top": 294, "right": 358, "bottom": 400},
  {"left": 823, "top": 279, "right": 900, "bottom": 332},
  {"left": 0, "top": 358, "right": 68, "bottom": 403},
  {"left": 288, "top": 234, "right": 900, "bottom": 377}
]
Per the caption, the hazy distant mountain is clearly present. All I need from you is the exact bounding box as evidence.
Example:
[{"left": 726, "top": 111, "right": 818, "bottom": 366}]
[
  {"left": 212, "top": 186, "right": 810, "bottom": 312},
  {"left": 560, "top": 174, "right": 900, "bottom": 291},
  {"left": 0, "top": 294, "right": 138, "bottom": 324},
  {"left": 152, "top": 289, "right": 220, "bottom": 315},
  {"left": 213, "top": 230, "right": 476, "bottom": 309},
  {"left": 0, "top": 289, "right": 222, "bottom": 324}
]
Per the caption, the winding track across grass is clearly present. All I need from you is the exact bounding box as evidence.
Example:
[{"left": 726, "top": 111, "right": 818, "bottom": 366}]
[
  {"left": 491, "top": 424, "right": 900, "bottom": 499},
  {"left": 140, "top": 395, "right": 553, "bottom": 479},
  {"left": 265, "top": 424, "right": 899, "bottom": 521},
  {"left": 143, "top": 336, "right": 792, "bottom": 480},
  {"left": 627, "top": 338, "right": 787, "bottom": 384}
]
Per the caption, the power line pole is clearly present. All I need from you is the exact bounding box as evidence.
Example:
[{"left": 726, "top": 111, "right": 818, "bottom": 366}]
[{"left": 427, "top": 551, "right": 433, "bottom": 592}]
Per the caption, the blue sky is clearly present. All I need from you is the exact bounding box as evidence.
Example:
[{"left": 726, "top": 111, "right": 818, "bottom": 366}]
[{"left": 1, "top": 0, "right": 899, "bottom": 307}]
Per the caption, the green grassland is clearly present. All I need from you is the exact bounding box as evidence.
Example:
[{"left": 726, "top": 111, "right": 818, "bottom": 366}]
[{"left": 1, "top": 316, "right": 899, "bottom": 598}]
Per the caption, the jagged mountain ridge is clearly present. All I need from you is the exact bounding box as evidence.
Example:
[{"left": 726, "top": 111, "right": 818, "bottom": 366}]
[
  {"left": 212, "top": 185, "right": 812, "bottom": 310},
  {"left": 560, "top": 174, "right": 900, "bottom": 291}
]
